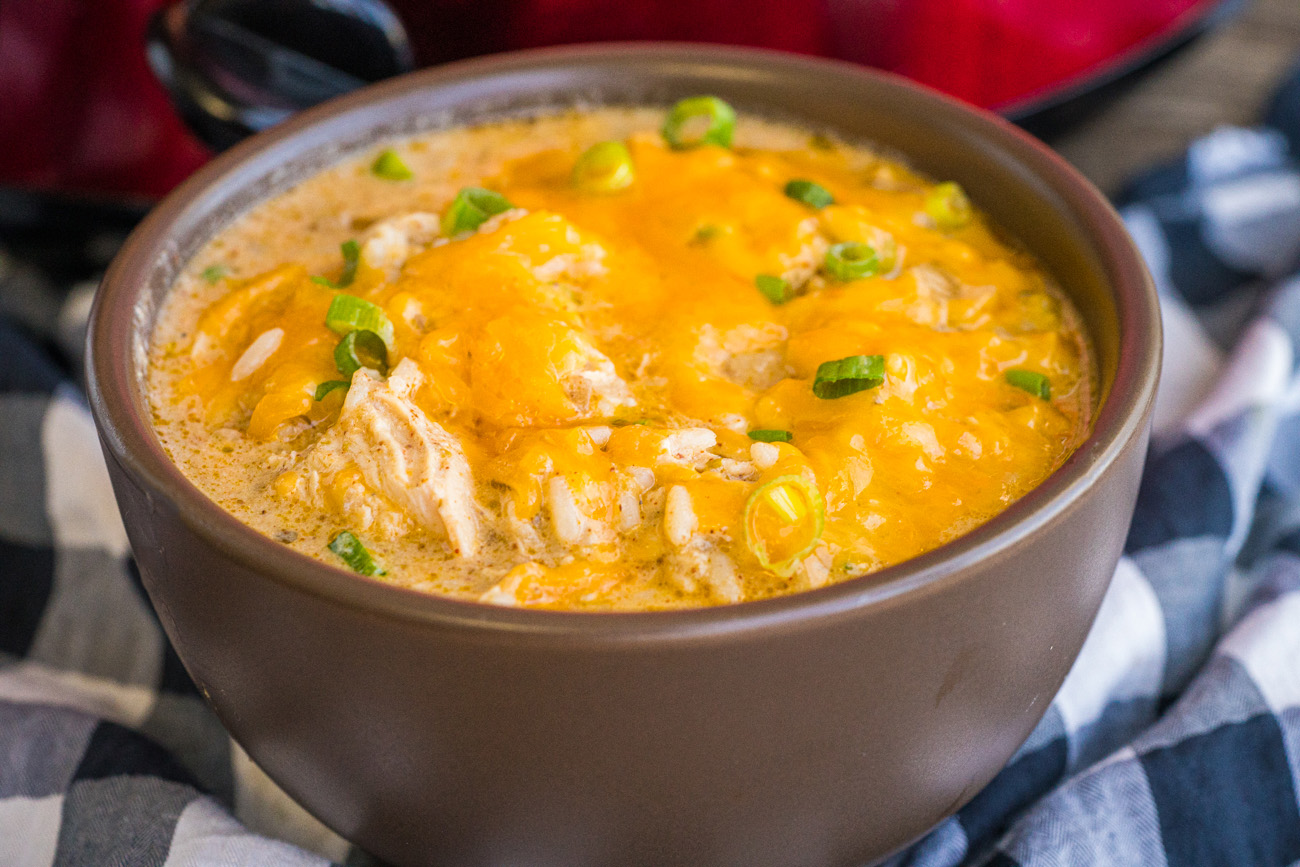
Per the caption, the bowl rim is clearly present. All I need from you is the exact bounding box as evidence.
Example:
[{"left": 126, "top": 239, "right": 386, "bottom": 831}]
[{"left": 87, "top": 42, "right": 1161, "bottom": 644}]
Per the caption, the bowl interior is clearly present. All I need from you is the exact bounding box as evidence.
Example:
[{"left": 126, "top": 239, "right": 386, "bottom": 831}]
[{"left": 93, "top": 43, "right": 1158, "bottom": 630}]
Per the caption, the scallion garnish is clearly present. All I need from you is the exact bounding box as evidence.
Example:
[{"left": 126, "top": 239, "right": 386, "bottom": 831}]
[
  {"left": 313, "top": 240, "right": 361, "bottom": 289},
  {"left": 755, "top": 274, "right": 793, "bottom": 305},
  {"left": 442, "top": 187, "right": 513, "bottom": 236},
  {"left": 325, "top": 293, "right": 394, "bottom": 350},
  {"left": 1005, "top": 369, "right": 1051, "bottom": 400},
  {"left": 784, "top": 179, "right": 834, "bottom": 209},
  {"left": 371, "top": 149, "right": 414, "bottom": 181},
  {"left": 661, "top": 96, "right": 736, "bottom": 150},
  {"left": 572, "top": 141, "right": 636, "bottom": 193},
  {"left": 200, "top": 264, "right": 228, "bottom": 284},
  {"left": 925, "top": 181, "right": 972, "bottom": 231},
  {"left": 812, "top": 354, "right": 885, "bottom": 399},
  {"left": 823, "top": 241, "right": 880, "bottom": 281},
  {"left": 691, "top": 224, "right": 722, "bottom": 244},
  {"left": 748, "top": 429, "right": 793, "bottom": 443},
  {"left": 313, "top": 380, "right": 350, "bottom": 401},
  {"left": 338, "top": 239, "right": 360, "bottom": 284},
  {"left": 743, "top": 475, "right": 825, "bottom": 577},
  {"left": 334, "top": 330, "right": 389, "bottom": 377},
  {"left": 328, "top": 530, "right": 386, "bottom": 576}
]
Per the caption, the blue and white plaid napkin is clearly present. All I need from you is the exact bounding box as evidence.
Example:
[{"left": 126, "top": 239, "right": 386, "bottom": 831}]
[{"left": 5, "top": 65, "right": 1300, "bottom": 865}]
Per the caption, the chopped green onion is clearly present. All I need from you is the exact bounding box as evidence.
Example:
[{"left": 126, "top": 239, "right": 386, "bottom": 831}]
[
  {"left": 784, "top": 179, "right": 834, "bottom": 209},
  {"left": 691, "top": 224, "right": 722, "bottom": 244},
  {"left": 1005, "top": 369, "right": 1051, "bottom": 400},
  {"left": 755, "top": 274, "right": 793, "bottom": 305},
  {"left": 313, "top": 240, "right": 361, "bottom": 288},
  {"left": 442, "top": 187, "right": 513, "bottom": 236},
  {"left": 338, "top": 240, "right": 360, "bottom": 285},
  {"left": 748, "top": 429, "right": 793, "bottom": 443},
  {"left": 823, "top": 241, "right": 881, "bottom": 281},
  {"left": 313, "top": 380, "right": 350, "bottom": 401},
  {"left": 325, "top": 293, "right": 394, "bottom": 350},
  {"left": 371, "top": 149, "right": 413, "bottom": 181},
  {"left": 328, "top": 530, "right": 386, "bottom": 576},
  {"left": 661, "top": 96, "right": 736, "bottom": 150},
  {"left": 334, "top": 330, "right": 389, "bottom": 377},
  {"left": 743, "top": 475, "right": 825, "bottom": 577},
  {"left": 200, "top": 264, "right": 228, "bottom": 284},
  {"left": 925, "top": 181, "right": 972, "bottom": 231},
  {"left": 572, "top": 141, "right": 635, "bottom": 193},
  {"left": 813, "top": 354, "right": 885, "bottom": 399}
]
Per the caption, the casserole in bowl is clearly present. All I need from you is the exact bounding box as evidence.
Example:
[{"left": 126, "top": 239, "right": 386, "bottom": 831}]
[{"left": 88, "top": 44, "right": 1159, "bottom": 867}]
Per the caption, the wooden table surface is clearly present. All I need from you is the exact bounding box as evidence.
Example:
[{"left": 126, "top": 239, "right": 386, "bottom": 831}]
[{"left": 1053, "top": 0, "right": 1300, "bottom": 195}]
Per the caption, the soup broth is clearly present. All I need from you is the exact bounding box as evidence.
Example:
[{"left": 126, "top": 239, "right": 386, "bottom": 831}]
[{"left": 148, "top": 104, "right": 1094, "bottom": 610}]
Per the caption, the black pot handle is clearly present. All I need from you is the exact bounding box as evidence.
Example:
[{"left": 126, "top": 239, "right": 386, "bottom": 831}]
[{"left": 147, "top": 0, "right": 415, "bottom": 151}]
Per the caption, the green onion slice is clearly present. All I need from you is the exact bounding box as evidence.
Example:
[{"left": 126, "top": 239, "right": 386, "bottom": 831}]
[
  {"left": 743, "top": 475, "right": 825, "bottom": 576},
  {"left": 334, "top": 330, "right": 389, "bottom": 378},
  {"left": 784, "top": 179, "right": 834, "bottom": 209},
  {"left": 755, "top": 274, "right": 793, "bottom": 305},
  {"left": 823, "top": 241, "right": 881, "bottom": 281},
  {"left": 371, "top": 149, "right": 414, "bottom": 181},
  {"left": 813, "top": 354, "right": 885, "bottom": 399},
  {"left": 691, "top": 224, "right": 722, "bottom": 245},
  {"left": 313, "top": 240, "right": 361, "bottom": 288},
  {"left": 313, "top": 380, "right": 350, "bottom": 401},
  {"left": 748, "top": 429, "right": 793, "bottom": 443},
  {"left": 572, "top": 141, "right": 635, "bottom": 193},
  {"left": 661, "top": 96, "right": 736, "bottom": 150},
  {"left": 925, "top": 181, "right": 973, "bottom": 231},
  {"left": 442, "top": 186, "right": 513, "bottom": 236},
  {"left": 338, "top": 239, "right": 360, "bottom": 285},
  {"left": 328, "top": 530, "right": 386, "bottom": 576},
  {"left": 1005, "top": 368, "right": 1051, "bottom": 400},
  {"left": 200, "top": 264, "right": 228, "bottom": 284},
  {"left": 325, "top": 293, "right": 394, "bottom": 350}
]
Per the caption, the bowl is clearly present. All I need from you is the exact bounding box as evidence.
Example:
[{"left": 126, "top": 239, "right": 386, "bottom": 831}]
[{"left": 87, "top": 44, "right": 1160, "bottom": 867}]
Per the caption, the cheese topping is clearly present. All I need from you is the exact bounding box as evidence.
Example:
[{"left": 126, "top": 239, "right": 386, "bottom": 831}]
[{"left": 148, "top": 106, "right": 1094, "bottom": 610}]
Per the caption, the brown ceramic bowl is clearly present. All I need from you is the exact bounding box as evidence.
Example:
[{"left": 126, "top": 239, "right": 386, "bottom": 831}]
[{"left": 88, "top": 44, "right": 1159, "bottom": 867}]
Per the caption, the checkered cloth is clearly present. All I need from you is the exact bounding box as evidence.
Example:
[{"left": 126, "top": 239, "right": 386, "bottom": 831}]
[{"left": 6, "top": 72, "right": 1300, "bottom": 866}]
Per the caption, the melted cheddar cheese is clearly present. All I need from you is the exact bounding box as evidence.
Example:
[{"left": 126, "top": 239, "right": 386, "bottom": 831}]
[{"left": 148, "top": 107, "right": 1094, "bottom": 610}]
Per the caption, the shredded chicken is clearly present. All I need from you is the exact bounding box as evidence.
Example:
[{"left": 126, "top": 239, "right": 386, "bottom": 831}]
[
  {"left": 716, "top": 458, "right": 758, "bottom": 482},
  {"left": 560, "top": 337, "right": 637, "bottom": 418},
  {"left": 283, "top": 359, "right": 481, "bottom": 556},
  {"left": 778, "top": 218, "right": 831, "bottom": 288},
  {"left": 657, "top": 428, "right": 718, "bottom": 470},
  {"left": 530, "top": 243, "right": 609, "bottom": 281},
  {"left": 359, "top": 213, "right": 443, "bottom": 281},
  {"left": 696, "top": 323, "right": 789, "bottom": 390}
]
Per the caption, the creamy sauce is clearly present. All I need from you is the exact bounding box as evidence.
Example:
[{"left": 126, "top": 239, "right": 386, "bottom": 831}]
[{"left": 149, "top": 107, "right": 1094, "bottom": 610}]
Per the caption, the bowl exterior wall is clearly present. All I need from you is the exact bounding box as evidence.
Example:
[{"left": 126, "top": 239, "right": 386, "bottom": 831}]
[{"left": 104, "top": 422, "right": 1145, "bottom": 867}]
